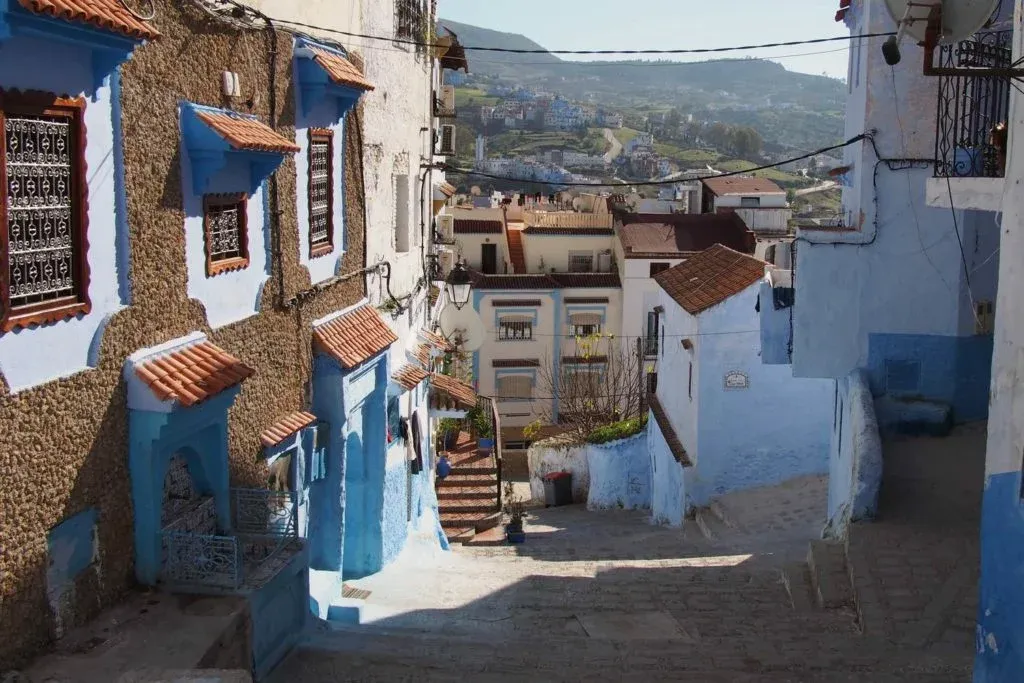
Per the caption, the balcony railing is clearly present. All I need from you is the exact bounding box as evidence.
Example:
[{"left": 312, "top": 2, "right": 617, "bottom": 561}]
[
  {"left": 160, "top": 489, "right": 299, "bottom": 592},
  {"left": 934, "top": 30, "right": 1012, "bottom": 179},
  {"left": 643, "top": 335, "right": 659, "bottom": 357}
]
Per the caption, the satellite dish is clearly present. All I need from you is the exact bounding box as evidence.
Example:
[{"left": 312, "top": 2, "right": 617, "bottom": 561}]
[
  {"left": 882, "top": 0, "right": 998, "bottom": 65},
  {"left": 438, "top": 300, "right": 486, "bottom": 352}
]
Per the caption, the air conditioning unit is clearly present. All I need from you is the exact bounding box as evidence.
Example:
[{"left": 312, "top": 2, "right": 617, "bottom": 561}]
[
  {"left": 439, "top": 249, "right": 455, "bottom": 279},
  {"left": 596, "top": 251, "right": 612, "bottom": 273},
  {"left": 439, "top": 85, "right": 456, "bottom": 114},
  {"left": 437, "top": 214, "right": 454, "bottom": 242},
  {"left": 437, "top": 124, "right": 456, "bottom": 156}
]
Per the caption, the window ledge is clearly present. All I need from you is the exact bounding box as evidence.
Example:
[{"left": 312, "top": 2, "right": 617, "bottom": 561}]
[
  {"left": 925, "top": 176, "right": 1004, "bottom": 212},
  {"left": 2, "top": 299, "right": 91, "bottom": 333},
  {"left": 207, "top": 257, "right": 250, "bottom": 278},
  {"left": 309, "top": 242, "right": 334, "bottom": 259}
]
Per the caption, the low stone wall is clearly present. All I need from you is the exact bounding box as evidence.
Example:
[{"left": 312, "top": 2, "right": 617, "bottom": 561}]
[
  {"left": 825, "top": 370, "right": 883, "bottom": 538},
  {"left": 526, "top": 432, "right": 650, "bottom": 510}
]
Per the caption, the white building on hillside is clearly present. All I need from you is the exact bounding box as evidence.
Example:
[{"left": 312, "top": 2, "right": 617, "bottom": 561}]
[{"left": 699, "top": 176, "right": 792, "bottom": 233}]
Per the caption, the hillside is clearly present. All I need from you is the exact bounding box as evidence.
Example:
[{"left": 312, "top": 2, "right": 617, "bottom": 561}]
[{"left": 438, "top": 18, "right": 846, "bottom": 151}]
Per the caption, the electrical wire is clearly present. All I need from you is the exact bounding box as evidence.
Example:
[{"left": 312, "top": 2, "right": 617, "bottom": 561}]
[
  {"left": 264, "top": 15, "right": 892, "bottom": 57},
  {"left": 463, "top": 46, "right": 853, "bottom": 68},
  {"left": 439, "top": 133, "right": 867, "bottom": 187}
]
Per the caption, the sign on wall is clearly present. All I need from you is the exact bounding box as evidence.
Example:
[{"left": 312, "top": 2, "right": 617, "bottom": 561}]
[{"left": 724, "top": 371, "right": 749, "bottom": 390}]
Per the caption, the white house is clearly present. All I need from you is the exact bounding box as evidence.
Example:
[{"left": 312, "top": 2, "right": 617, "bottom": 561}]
[
  {"left": 647, "top": 245, "right": 832, "bottom": 523},
  {"left": 614, "top": 213, "right": 755, "bottom": 360},
  {"left": 700, "top": 176, "right": 792, "bottom": 233}
]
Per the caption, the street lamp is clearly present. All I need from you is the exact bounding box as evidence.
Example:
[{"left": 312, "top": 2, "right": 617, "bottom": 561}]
[{"left": 445, "top": 260, "right": 472, "bottom": 310}]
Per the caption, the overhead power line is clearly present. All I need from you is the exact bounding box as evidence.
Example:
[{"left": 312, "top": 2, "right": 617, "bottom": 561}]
[
  {"left": 262, "top": 14, "right": 892, "bottom": 57},
  {"left": 440, "top": 134, "right": 867, "bottom": 187}
]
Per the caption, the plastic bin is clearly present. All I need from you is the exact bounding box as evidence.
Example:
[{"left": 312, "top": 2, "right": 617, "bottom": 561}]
[{"left": 542, "top": 471, "right": 573, "bottom": 507}]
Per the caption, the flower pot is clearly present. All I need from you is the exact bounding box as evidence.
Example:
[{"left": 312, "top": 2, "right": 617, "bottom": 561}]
[
  {"left": 505, "top": 522, "right": 525, "bottom": 544},
  {"left": 477, "top": 437, "right": 495, "bottom": 451},
  {"left": 436, "top": 455, "right": 452, "bottom": 480},
  {"left": 442, "top": 430, "right": 459, "bottom": 450}
]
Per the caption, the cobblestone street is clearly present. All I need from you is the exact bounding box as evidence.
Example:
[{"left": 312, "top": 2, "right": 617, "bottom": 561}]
[{"left": 269, "top": 474, "right": 979, "bottom": 681}]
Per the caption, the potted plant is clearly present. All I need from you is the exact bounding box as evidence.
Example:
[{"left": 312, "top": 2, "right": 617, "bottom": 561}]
[
  {"left": 437, "top": 417, "right": 461, "bottom": 451},
  {"left": 503, "top": 481, "right": 526, "bottom": 544},
  {"left": 468, "top": 405, "right": 494, "bottom": 451}
]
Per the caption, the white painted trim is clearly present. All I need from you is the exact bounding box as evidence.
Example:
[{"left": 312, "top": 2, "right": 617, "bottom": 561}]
[{"left": 925, "top": 177, "right": 1004, "bottom": 212}]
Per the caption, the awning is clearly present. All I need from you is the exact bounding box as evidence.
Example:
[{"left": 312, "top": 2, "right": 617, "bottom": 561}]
[
  {"left": 313, "top": 304, "right": 398, "bottom": 369},
  {"left": 429, "top": 372, "right": 477, "bottom": 411},
  {"left": 568, "top": 313, "right": 602, "bottom": 327},
  {"left": 499, "top": 314, "right": 534, "bottom": 324},
  {"left": 260, "top": 412, "right": 317, "bottom": 447},
  {"left": 129, "top": 333, "right": 254, "bottom": 409}
]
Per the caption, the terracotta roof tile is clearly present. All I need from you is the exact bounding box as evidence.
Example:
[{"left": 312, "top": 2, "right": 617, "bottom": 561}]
[
  {"left": 393, "top": 363, "right": 429, "bottom": 391},
  {"left": 549, "top": 273, "right": 621, "bottom": 288},
  {"left": 469, "top": 271, "right": 621, "bottom": 290},
  {"left": 618, "top": 213, "right": 754, "bottom": 258},
  {"left": 438, "top": 181, "right": 458, "bottom": 198},
  {"left": 260, "top": 411, "right": 317, "bottom": 447},
  {"left": 701, "top": 176, "right": 785, "bottom": 196},
  {"left": 310, "top": 47, "right": 375, "bottom": 91},
  {"left": 654, "top": 244, "right": 765, "bottom": 315},
  {"left": 430, "top": 372, "right": 477, "bottom": 410},
  {"left": 314, "top": 304, "right": 398, "bottom": 369},
  {"left": 419, "top": 329, "right": 456, "bottom": 354},
  {"left": 195, "top": 110, "right": 300, "bottom": 154},
  {"left": 649, "top": 394, "right": 692, "bottom": 466},
  {"left": 135, "top": 340, "right": 254, "bottom": 408},
  {"left": 412, "top": 343, "right": 431, "bottom": 367},
  {"left": 19, "top": 0, "right": 160, "bottom": 39},
  {"left": 491, "top": 299, "right": 541, "bottom": 307},
  {"left": 454, "top": 219, "right": 503, "bottom": 234}
]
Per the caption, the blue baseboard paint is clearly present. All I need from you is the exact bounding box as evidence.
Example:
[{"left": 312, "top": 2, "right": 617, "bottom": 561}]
[
  {"left": 975, "top": 470, "right": 1024, "bottom": 682},
  {"left": 866, "top": 333, "right": 993, "bottom": 424}
]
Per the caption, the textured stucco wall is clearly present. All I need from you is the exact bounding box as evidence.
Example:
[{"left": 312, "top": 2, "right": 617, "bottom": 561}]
[
  {"left": 0, "top": 36, "right": 127, "bottom": 392},
  {"left": 0, "top": 0, "right": 368, "bottom": 665},
  {"left": 585, "top": 432, "right": 650, "bottom": 511},
  {"left": 527, "top": 441, "right": 590, "bottom": 503}
]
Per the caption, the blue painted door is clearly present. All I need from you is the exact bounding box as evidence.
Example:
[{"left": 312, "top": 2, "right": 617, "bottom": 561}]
[{"left": 342, "top": 399, "right": 386, "bottom": 579}]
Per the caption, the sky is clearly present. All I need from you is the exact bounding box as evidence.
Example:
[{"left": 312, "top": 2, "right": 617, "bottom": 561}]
[{"left": 438, "top": 0, "right": 850, "bottom": 80}]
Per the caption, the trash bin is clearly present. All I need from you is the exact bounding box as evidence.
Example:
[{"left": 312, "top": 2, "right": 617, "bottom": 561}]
[{"left": 542, "top": 471, "right": 573, "bottom": 507}]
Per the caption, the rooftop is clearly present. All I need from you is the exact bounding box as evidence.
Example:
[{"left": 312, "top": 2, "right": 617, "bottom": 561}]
[
  {"left": 701, "top": 176, "right": 785, "bottom": 196},
  {"left": 194, "top": 110, "right": 300, "bottom": 154},
  {"left": 393, "top": 363, "right": 429, "bottom": 391},
  {"left": 469, "top": 271, "right": 621, "bottom": 290},
  {"left": 313, "top": 304, "right": 398, "bottom": 369},
  {"left": 654, "top": 244, "right": 765, "bottom": 315},
  {"left": 617, "top": 213, "right": 754, "bottom": 258},
  {"left": 454, "top": 219, "right": 503, "bottom": 235},
  {"left": 19, "top": 0, "right": 160, "bottom": 40}
]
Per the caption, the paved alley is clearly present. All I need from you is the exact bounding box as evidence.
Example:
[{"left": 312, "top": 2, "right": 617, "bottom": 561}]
[{"left": 269, "top": 475, "right": 975, "bottom": 681}]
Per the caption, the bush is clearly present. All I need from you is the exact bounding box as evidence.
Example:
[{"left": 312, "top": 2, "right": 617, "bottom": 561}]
[{"left": 586, "top": 414, "right": 649, "bottom": 445}]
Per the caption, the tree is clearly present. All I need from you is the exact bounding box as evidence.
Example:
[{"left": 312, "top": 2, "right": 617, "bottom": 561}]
[
  {"left": 731, "top": 126, "right": 763, "bottom": 158},
  {"left": 532, "top": 333, "right": 647, "bottom": 443}
]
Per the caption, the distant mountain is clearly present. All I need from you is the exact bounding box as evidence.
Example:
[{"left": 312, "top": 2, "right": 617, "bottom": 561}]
[{"left": 438, "top": 19, "right": 846, "bottom": 151}]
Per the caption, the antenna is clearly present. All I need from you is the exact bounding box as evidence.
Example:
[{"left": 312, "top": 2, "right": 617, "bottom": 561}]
[{"left": 881, "top": 0, "right": 1013, "bottom": 77}]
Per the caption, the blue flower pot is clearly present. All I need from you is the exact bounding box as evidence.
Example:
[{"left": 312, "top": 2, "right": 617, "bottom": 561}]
[
  {"left": 954, "top": 146, "right": 984, "bottom": 176},
  {"left": 477, "top": 437, "right": 495, "bottom": 451},
  {"left": 506, "top": 526, "right": 526, "bottom": 544},
  {"left": 436, "top": 456, "right": 452, "bottom": 480}
]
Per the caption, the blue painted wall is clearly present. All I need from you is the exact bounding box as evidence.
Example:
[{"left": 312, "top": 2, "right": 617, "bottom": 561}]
[
  {"left": 975, "top": 472, "right": 1024, "bottom": 681},
  {"left": 293, "top": 75, "right": 348, "bottom": 285},
  {"left": 585, "top": 432, "right": 650, "bottom": 511},
  {"left": 824, "top": 370, "right": 882, "bottom": 538},
  {"left": 689, "top": 286, "right": 833, "bottom": 506},
  {"left": 180, "top": 111, "right": 271, "bottom": 330},
  {"left": 127, "top": 391, "right": 236, "bottom": 585},
  {"left": 758, "top": 280, "right": 791, "bottom": 365},
  {"left": 46, "top": 508, "right": 98, "bottom": 594},
  {"left": 0, "top": 36, "right": 128, "bottom": 392},
  {"left": 380, "top": 455, "right": 408, "bottom": 567},
  {"left": 647, "top": 419, "right": 687, "bottom": 526},
  {"left": 248, "top": 546, "right": 309, "bottom": 680},
  {"left": 310, "top": 354, "right": 347, "bottom": 572}
]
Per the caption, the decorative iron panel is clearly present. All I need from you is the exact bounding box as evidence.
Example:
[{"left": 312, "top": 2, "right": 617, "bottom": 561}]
[
  {"left": 205, "top": 199, "right": 245, "bottom": 261},
  {"left": 5, "top": 115, "right": 76, "bottom": 307},
  {"left": 498, "top": 319, "right": 533, "bottom": 341},
  {"left": 308, "top": 129, "right": 333, "bottom": 254},
  {"left": 231, "top": 488, "right": 297, "bottom": 538},
  {"left": 934, "top": 30, "right": 1012, "bottom": 178},
  {"left": 395, "top": 0, "right": 426, "bottom": 43},
  {"left": 161, "top": 531, "right": 240, "bottom": 589}
]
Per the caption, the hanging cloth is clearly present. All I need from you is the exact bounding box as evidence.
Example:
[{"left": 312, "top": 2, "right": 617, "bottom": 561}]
[{"left": 410, "top": 410, "right": 424, "bottom": 474}]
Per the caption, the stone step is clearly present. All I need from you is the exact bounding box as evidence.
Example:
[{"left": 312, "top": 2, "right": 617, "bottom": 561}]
[
  {"left": 437, "top": 487, "right": 497, "bottom": 500},
  {"left": 439, "top": 511, "right": 502, "bottom": 533},
  {"left": 693, "top": 506, "right": 731, "bottom": 543},
  {"left": 807, "top": 540, "right": 854, "bottom": 609},
  {"left": 463, "top": 527, "right": 507, "bottom": 547},
  {"left": 437, "top": 476, "right": 497, "bottom": 489},
  {"left": 780, "top": 562, "right": 816, "bottom": 612},
  {"left": 438, "top": 500, "right": 499, "bottom": 515},
  {"left": 450, "top": 466, "right": 498, "bottom": 476},
  {"left": 444, "top": 526, "right": 476, "bottom": 544}
]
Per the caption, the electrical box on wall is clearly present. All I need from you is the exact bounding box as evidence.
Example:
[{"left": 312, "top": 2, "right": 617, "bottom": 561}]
[{"left": 222, "top": 71, "right": 241, "bottom": 98}]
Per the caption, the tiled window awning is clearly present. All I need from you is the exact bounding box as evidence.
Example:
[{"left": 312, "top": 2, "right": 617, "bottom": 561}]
[
  {"left": 419, "top": 328, "right": 455, "bottom": 354},
  {"left": 129, "top": 333, "right": 254, "bottom": 409},
  {"left": 393, "top": 363, "right": 429, "bottom": 391},
  {"left": 568, "top": 313, "right": 602, "bottom": 327},
  {"left": 3, "top": 0, "right": 158, "bottom": 86},
  {"left": 313, "top": 303, "right": 398, "bottom": 369},
  {"left": 649, "top": 394, "right": 691, "bottom": 466},
  {"left": 181, "top": 103, "right": 299, "bottom": 195},
  {"left": 429, "top": 372, "right": 477, "bottom": 411},
  {"left": 294, "top": 38, "right": 374, "bottom": 118},
  {"left": 260, "top": 411, "right": 317, "bottom": 447}
]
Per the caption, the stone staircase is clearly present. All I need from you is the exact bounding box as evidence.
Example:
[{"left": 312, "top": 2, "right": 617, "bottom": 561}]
[
  {"left": 436, "top": 434, "right": 501, "bottom": 544},
  {"left": 505, "top": 227, "right": 526, "bottom": 273}
]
